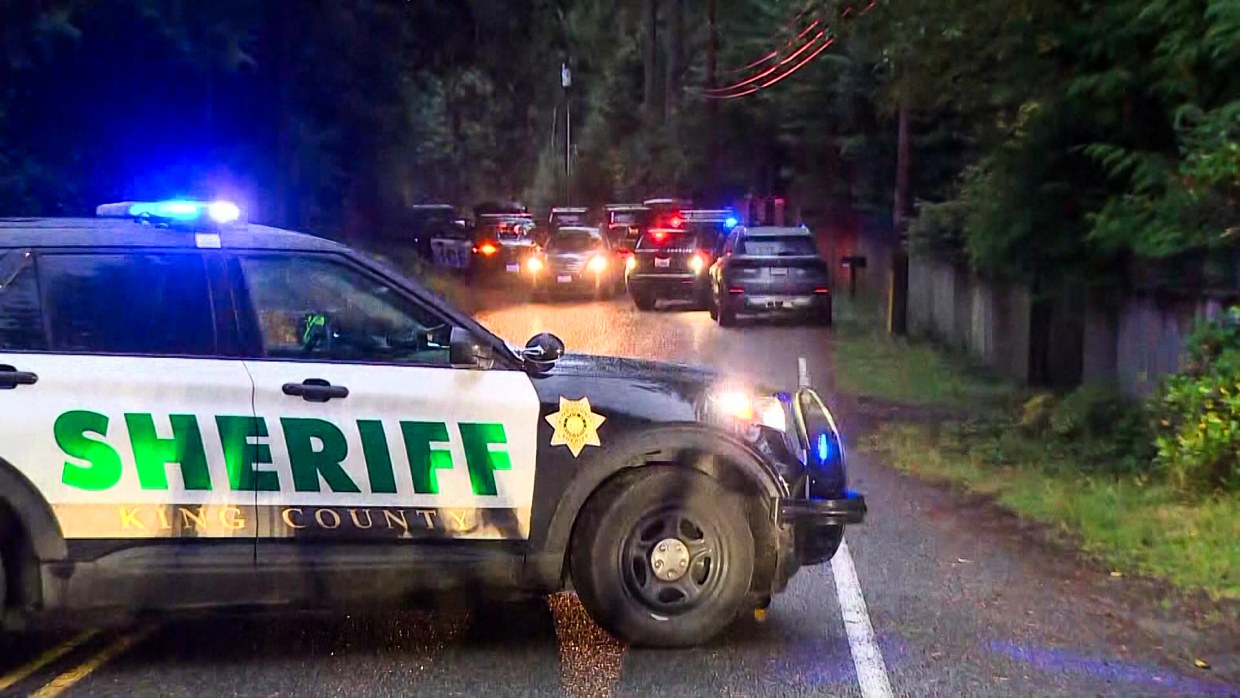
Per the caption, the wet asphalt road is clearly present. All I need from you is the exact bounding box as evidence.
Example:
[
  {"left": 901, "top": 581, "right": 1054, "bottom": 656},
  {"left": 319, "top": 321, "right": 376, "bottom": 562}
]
[{"left": 2, "top": 291, "right": 1237, "bottom": 697}]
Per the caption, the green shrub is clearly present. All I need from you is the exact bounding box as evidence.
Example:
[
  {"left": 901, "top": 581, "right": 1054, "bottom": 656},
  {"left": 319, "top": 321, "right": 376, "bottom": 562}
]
[
  {"left": 1039, "top": 385, "right": 1155, "bottom": 476},
  {"left": 1019, "top": 393, "right": 1056, "bottom": 435},
  {"left": 1152, "top": 309, "right": 1240, "bottom": 493}
]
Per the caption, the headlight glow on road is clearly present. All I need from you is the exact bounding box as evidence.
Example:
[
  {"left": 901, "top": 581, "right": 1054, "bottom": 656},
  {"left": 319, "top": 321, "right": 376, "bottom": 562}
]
[{"left": 588, "top": 255, "right": 608, "bottom": 273}]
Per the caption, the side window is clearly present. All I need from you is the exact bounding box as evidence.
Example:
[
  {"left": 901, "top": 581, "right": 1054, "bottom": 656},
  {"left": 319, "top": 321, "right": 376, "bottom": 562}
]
[
  {"left": 0, "top": 256, "right": 46, "bottom": 351},
  {"left": 40, "top": 253, "right": 215, "bottom": 356},
  {"left": 238, "top": 255, "right": 451, "bottom": 366}
]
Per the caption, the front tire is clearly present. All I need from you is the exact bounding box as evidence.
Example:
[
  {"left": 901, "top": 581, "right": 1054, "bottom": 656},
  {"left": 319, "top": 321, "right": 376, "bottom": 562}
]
[{"left": 570, "top": 467, "right": 755, "bottom": 648}]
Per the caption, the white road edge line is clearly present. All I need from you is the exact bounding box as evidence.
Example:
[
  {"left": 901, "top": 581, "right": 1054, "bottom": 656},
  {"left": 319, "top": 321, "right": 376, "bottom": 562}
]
[
  {"left": 798, "top": 356, "right": 894, "bottom": 698},
  {"left": 831, "top": 540, "right": 894, "bottom": 698}
]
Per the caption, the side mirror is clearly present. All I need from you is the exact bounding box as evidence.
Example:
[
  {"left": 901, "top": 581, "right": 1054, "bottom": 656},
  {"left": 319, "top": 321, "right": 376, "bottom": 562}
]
[
  {"left": 521, "top": 332, "right": 565, "bottom": 369},
  {"left": 450, "top": 327, "right": 494, "bottom": 369}
]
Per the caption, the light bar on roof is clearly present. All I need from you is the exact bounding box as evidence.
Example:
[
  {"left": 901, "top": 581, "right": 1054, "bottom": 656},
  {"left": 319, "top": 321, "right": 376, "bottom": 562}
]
[{"left": 96, "top": 199, "right": 243, "bottom": 225}]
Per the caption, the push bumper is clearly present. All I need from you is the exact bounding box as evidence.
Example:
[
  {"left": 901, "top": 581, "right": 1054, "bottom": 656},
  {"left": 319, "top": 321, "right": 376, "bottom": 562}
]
[
  {"left": 729, "top": 292, "right": 831, "bottom": 313},
  {"left": 627, "top": 273, "right": 706, "bottom": 299},
  {"left": 778, "top": 491, "right": 867, "bottom": 526},
  {"left": 776, "top": 491, "right": 866, "bottom": 567}
]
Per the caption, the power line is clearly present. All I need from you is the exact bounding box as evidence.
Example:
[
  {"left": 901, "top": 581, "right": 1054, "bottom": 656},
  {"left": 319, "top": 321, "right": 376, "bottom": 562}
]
[
  {"left": 722, "top": 18, "right": 822, "bottom": 75},
  {"left": 703, "top": 29, "right": 827, "bottom": 95},
  {"left": 708, "top": 37, "right": 836, "bottom": 99},
  {"left": 699, "top": 1, "right": 876, "bottom": 100}
]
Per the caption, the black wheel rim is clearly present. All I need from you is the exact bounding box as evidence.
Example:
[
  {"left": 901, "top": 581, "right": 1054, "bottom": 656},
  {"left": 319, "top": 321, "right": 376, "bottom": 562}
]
[{"left": 620, "top": 506, "right": 727, "bottom": 617}]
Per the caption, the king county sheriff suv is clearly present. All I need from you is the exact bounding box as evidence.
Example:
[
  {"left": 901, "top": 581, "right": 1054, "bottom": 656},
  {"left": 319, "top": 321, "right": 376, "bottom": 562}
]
[{"left": 0, "top": 200, "right": 866, "bottom": 647}]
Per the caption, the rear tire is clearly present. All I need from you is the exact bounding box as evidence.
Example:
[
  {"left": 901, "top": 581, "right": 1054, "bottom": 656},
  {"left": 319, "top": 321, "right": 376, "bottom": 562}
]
[
  {"left": 814, "top": 301, "right": 833, "bottom": 327},
  {"left": 708, "top": 293, "right": 719, "bottom": 321},
  {"left": 570, "top": 467, "right": 755, "bottom": 648},
  {"left": 633, "top": 292, "right": 656, "bottom": 311},
  {"left": 718, "top": 300, "right": 738, "bottom": 327}
]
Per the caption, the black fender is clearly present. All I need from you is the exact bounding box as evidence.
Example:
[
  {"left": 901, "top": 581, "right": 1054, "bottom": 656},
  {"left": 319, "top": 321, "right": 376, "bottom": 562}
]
[
  {"left": 0, "top": 458, "right": 68, "bottom": 562},
  {"left": 530, "top": 424, "right": 787, "bottom": 573}
]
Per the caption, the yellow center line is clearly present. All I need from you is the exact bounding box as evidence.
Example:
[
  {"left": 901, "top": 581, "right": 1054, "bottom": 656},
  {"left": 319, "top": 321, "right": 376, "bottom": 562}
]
[
  {"left": 0, "top": 629, "right": 100, "bottom": 692},
  {"left": 29, "top": 624, "right": 158, "bottom": 698}
]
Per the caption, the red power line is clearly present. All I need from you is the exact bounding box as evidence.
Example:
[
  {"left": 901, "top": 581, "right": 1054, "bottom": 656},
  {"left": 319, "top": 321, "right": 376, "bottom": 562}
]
[
  {"left": 721, "top": 10, "right": 817, "bottom": 74},
  {"left": 704, "top": 29, "right": 826, "bottom": 94},
  {"left": 701, "top": 1, "right": 877, "bottom": 100},
  {"left": 707, "top": 37, "right": 836, "bottom": 99}
]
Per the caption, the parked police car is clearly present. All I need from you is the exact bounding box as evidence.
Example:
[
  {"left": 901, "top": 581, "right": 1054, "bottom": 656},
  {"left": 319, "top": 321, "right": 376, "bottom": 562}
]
[{"left": 0, "top": 200, "right": 865, "bottom": 647}]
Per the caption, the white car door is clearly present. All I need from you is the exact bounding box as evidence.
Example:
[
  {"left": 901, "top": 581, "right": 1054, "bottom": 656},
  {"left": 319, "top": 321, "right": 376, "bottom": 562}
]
[
  {"left": 231, "top": 253, "right": 540, "bottom": 561},
  {"left": 0, "top": 250, "right": 256, "bottom": 604}
]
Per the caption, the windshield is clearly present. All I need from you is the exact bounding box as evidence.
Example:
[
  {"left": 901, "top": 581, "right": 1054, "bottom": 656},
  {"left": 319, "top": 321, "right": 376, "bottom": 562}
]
[
  {"left": 737, "top": 236, "right": 818, "bottom": 256},
  {"left": 553, "top": 213, "right": 588, "bottom": 226},
  {"left": 636, "top": 231, "right": 691, "bottom": 250},
  {"left": 548, "top": 230, "right": 601, "bottom": 251}
]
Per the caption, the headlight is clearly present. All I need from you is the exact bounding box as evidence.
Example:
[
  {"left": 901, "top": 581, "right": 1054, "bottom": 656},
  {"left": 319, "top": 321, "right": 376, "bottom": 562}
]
[
  {"left": 527, "top": 257, "right": 543, "bottom": 273},
  {"left": 588, "top": 255, "right": 608, "bottom": 273},
  {"left": 688, "top": 253, "right": 706, "bottom": 274},
  {"left": 624, "top": 255, "right": 637, "bottom": 272},
  {"left": 711, "top": 389, "right": 787, "bottom": 432}
]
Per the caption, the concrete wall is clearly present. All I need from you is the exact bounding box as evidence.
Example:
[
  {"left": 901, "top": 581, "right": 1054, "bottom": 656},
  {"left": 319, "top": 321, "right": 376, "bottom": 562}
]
[
  {"left": 854, "top": 228, "right": 1238, "bottom": 394},
  {"left": 1113, "top": 294, "right": 1234, "bottom": 396},
  {"left": 905, "top": 254, "right": 1033, "bottom": 384}
]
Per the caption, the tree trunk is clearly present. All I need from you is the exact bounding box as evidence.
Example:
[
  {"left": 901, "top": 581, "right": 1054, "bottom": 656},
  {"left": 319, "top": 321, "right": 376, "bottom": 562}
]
[
  {"left": 273, "top": 0, "right": 299, "bottom": 229},
  {"left": 706, "top": 0, "right": 719, "bottom": 200},
  {"left": 893, "top": 100, "right": 911, "bottom": 232},
  {"left": 889, "top": 98, "right": 912, "bottom": 336},
  {"left": 643, "top": 0, "right": 660, "bottom": 121},
  {"left": 665, "top": 0, "right": 684, "bottom": 114}
]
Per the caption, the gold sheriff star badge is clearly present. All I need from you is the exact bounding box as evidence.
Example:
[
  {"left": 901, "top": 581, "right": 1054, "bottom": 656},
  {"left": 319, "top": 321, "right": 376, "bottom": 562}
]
[{"left": 546, "top": 396, "right": 606, "bottom": 457}]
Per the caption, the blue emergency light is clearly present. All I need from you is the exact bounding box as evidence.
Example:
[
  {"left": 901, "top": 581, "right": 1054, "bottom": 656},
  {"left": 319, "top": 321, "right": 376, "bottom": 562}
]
[
  {"left": 96, "top": 199, "right": 243, "bottom": 225},
  {"left": 725, "top": 215, "right": 739, "bottom": 229}
]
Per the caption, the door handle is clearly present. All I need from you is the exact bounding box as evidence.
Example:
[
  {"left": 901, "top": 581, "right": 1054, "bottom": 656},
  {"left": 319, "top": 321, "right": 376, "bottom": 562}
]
[
  {"left": 0, "top": 365, "right": 38, "bottom": 390},
  {"left": 282, "top": 379, "right": 349, "bottom": 403}
]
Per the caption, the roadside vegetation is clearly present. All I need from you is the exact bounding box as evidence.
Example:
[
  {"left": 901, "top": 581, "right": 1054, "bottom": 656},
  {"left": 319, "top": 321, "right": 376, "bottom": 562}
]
[{"left": 833, "top": 298, "right": 1240, "bottom": 602}]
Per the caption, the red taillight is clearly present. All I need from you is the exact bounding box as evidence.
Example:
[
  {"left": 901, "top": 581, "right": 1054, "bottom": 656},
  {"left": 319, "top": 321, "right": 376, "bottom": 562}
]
[
  {"left": 477, "top": 242, "right": 498, "bottom": 256},
  {"left": 728, "top": 286, "right": 745, "bottom": 294},
  {"left": 814, "top": 287, "right": 829, "bottom": 294},
  {"left": 669, "top": 215, "right": 683, "bottom": 228},
  {"left": 651, "top": 231, "right": 667, "bottom": 243}
]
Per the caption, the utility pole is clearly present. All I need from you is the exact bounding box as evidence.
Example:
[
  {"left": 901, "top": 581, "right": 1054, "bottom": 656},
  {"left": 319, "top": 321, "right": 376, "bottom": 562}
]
[{"left": 562, "top": 62, "right": 572, "bottom": 204}]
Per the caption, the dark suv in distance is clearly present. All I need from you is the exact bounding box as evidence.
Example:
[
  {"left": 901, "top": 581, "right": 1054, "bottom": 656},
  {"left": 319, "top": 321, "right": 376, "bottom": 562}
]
[
  {"left": 624, "top": 226, "right": 716, "bottom": 311},
  {"left": 709, "top": 225, "right": 833, "bottom": 327}
]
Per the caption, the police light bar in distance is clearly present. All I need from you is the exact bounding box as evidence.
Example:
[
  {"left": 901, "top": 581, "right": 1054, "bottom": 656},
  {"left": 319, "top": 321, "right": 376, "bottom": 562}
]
[
  {"left": 684, "top": 209, "right": 739, "bottom": 226},
  {"left": 96, "top": 200, "right": 243, "bottom": 224}
]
